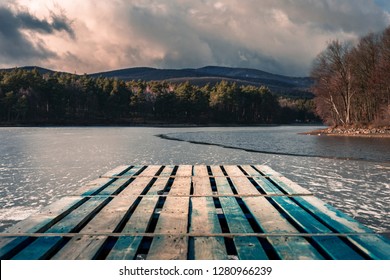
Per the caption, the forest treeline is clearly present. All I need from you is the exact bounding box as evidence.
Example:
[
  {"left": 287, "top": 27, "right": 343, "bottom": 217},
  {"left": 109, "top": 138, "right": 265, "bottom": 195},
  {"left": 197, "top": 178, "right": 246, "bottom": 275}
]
[
  {"left": 0, "top": 68, "right": 316, "bottom": 125},
  {"left": 311, "top": 26, "right": 390, "bottom": 127}
]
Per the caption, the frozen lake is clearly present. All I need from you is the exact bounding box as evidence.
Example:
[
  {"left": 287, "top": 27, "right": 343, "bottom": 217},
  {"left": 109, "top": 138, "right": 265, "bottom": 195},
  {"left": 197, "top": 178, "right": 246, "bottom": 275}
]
[{"left": 0, "top": 126, "right": 389, "bottom": 235}]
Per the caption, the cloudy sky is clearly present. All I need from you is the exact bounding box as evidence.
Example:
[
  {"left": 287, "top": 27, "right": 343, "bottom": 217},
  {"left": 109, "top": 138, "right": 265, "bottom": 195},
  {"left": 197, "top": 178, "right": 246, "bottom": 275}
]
[{"left": 0, "top": 0, "right": 389, "bottom": 76}]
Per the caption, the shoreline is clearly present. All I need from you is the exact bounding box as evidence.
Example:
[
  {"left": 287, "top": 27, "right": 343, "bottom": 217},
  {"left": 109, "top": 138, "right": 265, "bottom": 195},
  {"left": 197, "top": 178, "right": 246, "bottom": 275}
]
[
  {"left": 302, "top": 126, "right": 390, "bottom": 138},
  {"left": 0, "top": 122, "right": 321, "bottom": 128}
]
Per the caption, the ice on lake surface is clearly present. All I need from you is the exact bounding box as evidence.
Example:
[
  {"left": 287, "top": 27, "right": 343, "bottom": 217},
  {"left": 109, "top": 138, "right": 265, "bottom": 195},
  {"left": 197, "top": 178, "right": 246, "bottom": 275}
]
[{"left": 0, "top": 126, "right": 389, "bottom": 234}]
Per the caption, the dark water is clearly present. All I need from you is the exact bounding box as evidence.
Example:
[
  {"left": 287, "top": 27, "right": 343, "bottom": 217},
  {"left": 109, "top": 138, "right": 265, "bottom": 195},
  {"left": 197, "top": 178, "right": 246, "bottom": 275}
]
[
  {"left": 162, "top": 126, "right": 390, "bottom": 162},
  {"left": 0, "top": 126, "right": 389, "bottom": 234}
]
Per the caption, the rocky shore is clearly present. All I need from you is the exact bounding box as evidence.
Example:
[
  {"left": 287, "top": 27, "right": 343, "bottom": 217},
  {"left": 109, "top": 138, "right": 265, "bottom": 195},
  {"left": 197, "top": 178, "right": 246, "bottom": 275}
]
[{"left": 304, "top": 126, "right": 390, "bottom": 137}]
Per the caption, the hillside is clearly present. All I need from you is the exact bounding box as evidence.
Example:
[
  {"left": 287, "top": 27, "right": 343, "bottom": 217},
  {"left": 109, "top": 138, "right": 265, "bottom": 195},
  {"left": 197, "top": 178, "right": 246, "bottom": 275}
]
[
  {"left": 2, "top": 65, "right": 313, "bottom": 98},
  {"left": 90, "top": 66, "right": 313, "bottom": 98}
]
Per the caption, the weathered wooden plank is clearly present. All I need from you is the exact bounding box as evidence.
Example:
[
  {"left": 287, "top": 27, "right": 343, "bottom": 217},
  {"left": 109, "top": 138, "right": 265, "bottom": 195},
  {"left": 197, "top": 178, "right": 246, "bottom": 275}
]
[
  {"left": 192, "top": 176, "right": 213, "bottom": 196},
  {"left": 294, "top": 196, "right": 390, "bottom": 259},
  {"left": 214, "top": 176, "right": 267, "bottom": 259},
  {"left": 3, "top": 197, "right": 84, "bottom": 234},
  {"left": 0, "top": 237, "right": 30, "bottom": 259},
  {"left": 76, "top": 166, "right": 144, "bottom": 195},
  {"left": 266, "top": 236, "right": 324, "bottom": 260},
  {"left": 134, "top": 165, "right": 162, "bottom": 177},
  {"left": 295, "top": 196, "right": 376, "bottom": 233},
  {"left": 271, "top": 196, "right": 364, "bottom": 259},
  {"left": 117, "top": 176, "right": 156, "bottom": 198},
  {"left": 347, "top": 235, "right": 390, "bottom": 260},
  {"left": 223, "top": 165, "right": 246, "bottom": 177},
  {"left": 193, "top": 165, "right": 209, "bottom": 177},
  {"left": 147, "top": 196, "right": 190, "bottom": 259},
  {"left": 49, "top": 198, "right": 139, "bottom": 259},
  {"left": 106, "top": 196, "right": 159, "bottom": 260},
  {"left": 190, "top": 197, "right": 222, "bottom": 234},
  {"left": 190, "top": 196, "right": 227, "bottom": 260},
  {"left": 3, "top": 164, "right": 388, "bottom": 260},
  {"left": 216, "top": 173, "right": 258, "bottom": 255},
  {"left": 240, "top": 165, "right": 284, "bottom": 194},
  {"left": 240, "top": 165, "right": 262, "bottom": 177},
  {"left": 218, "top": 196, "right": 268, "bottom": 259},
  {"left": 74, "top": 177, "right": 114, "bottom": 196},
  {"left": 55, "top": 176, "right": 156, "bottom": 259},
  {"left": 51, "top": 235, "right": 107, "bottom": 260},
  {"left": 192, "top": 237, "right": 227, "bottom": 260},
  {"left": 254, "top": 165, "right": 311, "bottom": 195},
  {"left": 169, "top": 177, "right": 191, "bottom": 196},
  {"left": 101, "top": 165, "right": 131, "bottom": 177},
  {"left": 120, "top": 165, "right": 146, "bottom": 177},
  {"left": 251, "top": 176, "right": 285, "bottom": 194},
  {"left": 11, "top": 236, "right": 63, "bottom": 260},
  {"left": 225, "top": 167, "right": 260, "bottom": 195},
  {"left": 153, "top": 197, "right": 189, "bottom": 234},
  {"left": 210, "top": 165, "right": 225, "bottom": 177},
  {"left": 218, "top": 197, "right": 251, "bottom": 233},
  {"left": 122, "top": 196, "right": 159, "bottom": 233},
  {"left": 252, "top": 165, "right": 278, "bottom": 176},
  {"left": 159, "top": 165, "right": 175, "bottom": 177},
  {"left": 147, "top": 236, "right": 188, "bottom": 260},
  {"left": 242, "top": 196, "right": 324, "bottom": 260},
  {"left": 106, "top": 236, "right": 143, "bottom": 260},
  {"left": 79, "top": 196, "right": 139, "bottom": 234},
  {"left": 176, "top": 165, "right": 192, "bottom": 176},
  {"left": 214, "top": 176, "right": 234, "bottom": 194},
  {"left": 46, "top": 197, "right": 108, "bottom": 233},
  {"left": 234, "top": 236, "right": 269, "bottom": 260},
  {"left": 146, "top": 177, "right": 170, "bottom": 195},
  {"left": 98, "top": 177, "right": 134, "bottom": 195}
]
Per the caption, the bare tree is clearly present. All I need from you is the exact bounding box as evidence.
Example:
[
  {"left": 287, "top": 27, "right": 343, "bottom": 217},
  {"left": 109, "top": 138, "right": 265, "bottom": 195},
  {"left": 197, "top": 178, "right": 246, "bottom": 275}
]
[
  {"left": 350, "top": 33, "right": 381, "bottom": 123},
  {"left": 311, "top": 40, "right": 354, "bottom": 126}
]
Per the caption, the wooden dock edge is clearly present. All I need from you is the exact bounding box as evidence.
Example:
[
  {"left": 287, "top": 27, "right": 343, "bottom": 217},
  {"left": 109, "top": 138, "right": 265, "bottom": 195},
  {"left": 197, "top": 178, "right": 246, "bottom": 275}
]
[{"left": 1, "top": 165, "right": 389, "bottom": 260}]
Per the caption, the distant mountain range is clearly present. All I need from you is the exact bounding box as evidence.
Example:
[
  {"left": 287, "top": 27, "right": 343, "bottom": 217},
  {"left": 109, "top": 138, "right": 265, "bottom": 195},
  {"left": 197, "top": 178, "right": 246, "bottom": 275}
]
[{"left": 3, "top": 65, "right": 314, "bottom": 98}]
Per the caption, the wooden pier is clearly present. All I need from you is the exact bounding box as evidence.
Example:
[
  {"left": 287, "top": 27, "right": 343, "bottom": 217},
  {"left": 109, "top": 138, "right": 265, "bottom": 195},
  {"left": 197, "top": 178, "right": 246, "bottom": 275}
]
[{"left": 0, "top": 165, "right": 389, "bottom": 260}]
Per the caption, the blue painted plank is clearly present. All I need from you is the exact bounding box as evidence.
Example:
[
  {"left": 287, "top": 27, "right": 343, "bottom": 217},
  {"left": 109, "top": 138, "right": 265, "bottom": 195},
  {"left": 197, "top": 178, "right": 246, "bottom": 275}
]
[
  {"left": 242, "top": 196, "right": 324, "bottom": 260},
  {"left": 254, "top": 165, "right": 311, "bottom": 195},
  {"left": 272, "top": 196, "right": 366, "bottom": 259},
  {"left": 120, "top": 165, "right": 145, "bottom": 177},
  {"left": 46, "top": 197, "right": 107, "bottom": 233},
  {"left": 98, "top": 177, "right": 134, "bottom": 195},
  {"left": 4, "top": 197, "right": 83, "bottom": 234},
  {"left": 215, "top": 176, "right": 268, "bottom": 259},
  {"left": 294, "top": 196, "right": 390, "bottom": 260},
  {"left": 106, "top": 236, "right": 143, "bottom": 260},
  {"left": 252, "top": 176, "right": 284, "bottom": 194},
  {"left": 11, "top": 236, "right": 63, "bottom": 260},
  {"left": 190, "top": 196, "right": 228, "bottom": 260},
  {"left": 234, "top": 236, "right": 268, "bottom": 260},
  {"left": 0, "top": 237, "right": 30, "bottom": 259},
  {"left": 77, "top": 178, "right": 116, "bottom": 196}
]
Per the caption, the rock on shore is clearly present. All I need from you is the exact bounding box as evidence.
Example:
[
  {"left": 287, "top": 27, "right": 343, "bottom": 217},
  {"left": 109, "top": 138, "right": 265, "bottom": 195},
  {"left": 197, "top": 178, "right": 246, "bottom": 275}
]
[{"left": 305, "top": 126, "right": 390, "bottom": 137}]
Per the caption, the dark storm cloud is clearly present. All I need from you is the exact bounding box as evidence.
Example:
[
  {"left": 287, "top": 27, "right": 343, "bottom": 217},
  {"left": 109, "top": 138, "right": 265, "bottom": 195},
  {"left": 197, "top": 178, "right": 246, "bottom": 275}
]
[
  {"left": 1, "top": 1, "right": 390, "bottom": 75},
  {"left": 0, "top": 5, "right": 74, "bottom": 64},
  {"left": 115, "top": 0, "right": 390, "bottom": 75}
]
